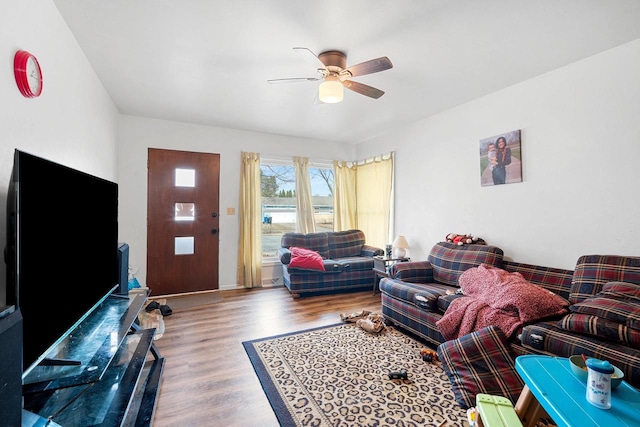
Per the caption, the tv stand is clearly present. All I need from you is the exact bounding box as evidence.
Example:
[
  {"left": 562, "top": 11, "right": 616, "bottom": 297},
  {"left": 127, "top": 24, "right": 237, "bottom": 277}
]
[{"left": 21, "top": 289, "right": 164, "bottom": 426}]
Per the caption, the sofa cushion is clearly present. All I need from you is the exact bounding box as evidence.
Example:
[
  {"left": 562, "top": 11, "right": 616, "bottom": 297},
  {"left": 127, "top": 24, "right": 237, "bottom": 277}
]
[
  {"left": 380, "top": 278, "right": 451, "bottom": 308},
  {"left": 288, "top": 247, "right": 325, "bottom": 272},
  {"left": 558, "top": 313, "right": 640, "bottom": 347},
  {"left": 414, "top": 292, "right": 440, "bottom": 310},
  {"left": 437, "top": 292, "right": 464, "bottom": 312},
  {"left": 286, "top": 260, "right": 343, "bottom": 274},
  {"left": 569, "top": 255, "right": 640, "bottom": 303},
  {"left": 437, "top": 326, "right": 523, "bottom": 409},
  {"left": 520, "top": 321, "right": 640, "bottom": 387},
  {"left": 326, "top": 230, "right": 366, "bottom": 259},
  {"left": 333, "top": 256, "right": 374, "bottom": 272},
  {"left": 415, "top": 289, "right": 463, "bottom": 312},
  {"left": 281, "top": 232, "right": 330, "bottom": 258},
  {"left": 568, "top": 281, "right": 640, "bottom": 330},
  {"left": 601, "top": 280, "right": 640, "bottom": 298},
  {"left": 428, "top": 242, "right": 504, "bottom": 287}
]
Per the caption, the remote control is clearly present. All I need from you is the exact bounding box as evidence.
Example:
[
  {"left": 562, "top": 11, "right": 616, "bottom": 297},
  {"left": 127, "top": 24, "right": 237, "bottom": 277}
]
[{"left": 388, "top": 370, "right": 408, "bottom": 380}]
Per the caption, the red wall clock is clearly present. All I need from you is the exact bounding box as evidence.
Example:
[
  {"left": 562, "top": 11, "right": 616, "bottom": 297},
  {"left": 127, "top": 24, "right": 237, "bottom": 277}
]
[{"left": 14, "top": 50, "right": 43, "bottom": 98}]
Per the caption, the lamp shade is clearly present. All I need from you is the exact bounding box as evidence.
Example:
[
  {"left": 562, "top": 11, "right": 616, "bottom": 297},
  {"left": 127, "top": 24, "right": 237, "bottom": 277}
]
[
  {"left": 319, "top": 76, "right": 343, "bottom": 103},
  {"left": 392, "top": 235, "right": 409, "bottom": 258}
]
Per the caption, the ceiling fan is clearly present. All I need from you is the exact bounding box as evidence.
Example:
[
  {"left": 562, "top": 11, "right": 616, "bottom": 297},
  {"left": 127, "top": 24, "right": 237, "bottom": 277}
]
[{"left": 267, "top": 47, "right": 393, "bottom": 103}]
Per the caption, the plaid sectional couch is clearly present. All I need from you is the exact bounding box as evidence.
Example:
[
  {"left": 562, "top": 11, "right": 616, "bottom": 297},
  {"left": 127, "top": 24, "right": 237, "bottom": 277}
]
[
  {"left": 277, "top": 229, "right": 383, "bottom": 298},
  {"left": 379, "top": 242, "right": 640, "bottom": 390}
]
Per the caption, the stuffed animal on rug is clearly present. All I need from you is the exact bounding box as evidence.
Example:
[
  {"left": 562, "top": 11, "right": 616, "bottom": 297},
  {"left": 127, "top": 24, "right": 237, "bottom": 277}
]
[
  {"left": 356, "top": 312, "right": 386, "bottom": 333},
  {"left": 340, "top": 310, "right": 371, "bottom": 323},
  {"left": 420, "top": 348, "right": 439, "bottom": 363}
]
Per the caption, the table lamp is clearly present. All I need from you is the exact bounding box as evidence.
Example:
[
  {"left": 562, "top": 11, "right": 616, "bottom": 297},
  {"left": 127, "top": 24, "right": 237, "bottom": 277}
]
[{"left": 392, "top": 235, "right": 409, "bottom": 258}]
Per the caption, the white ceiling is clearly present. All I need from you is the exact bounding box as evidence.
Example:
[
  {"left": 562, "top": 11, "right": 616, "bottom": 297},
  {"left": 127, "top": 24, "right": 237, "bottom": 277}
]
[{"left": 53, "top": 0, "right": 640, "bottom": 144}]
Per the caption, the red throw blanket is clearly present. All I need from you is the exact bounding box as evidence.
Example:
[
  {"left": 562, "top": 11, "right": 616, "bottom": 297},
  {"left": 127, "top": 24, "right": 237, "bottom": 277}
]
[{"left": 436, "top": 264, "right": 569, "bottom": 340}]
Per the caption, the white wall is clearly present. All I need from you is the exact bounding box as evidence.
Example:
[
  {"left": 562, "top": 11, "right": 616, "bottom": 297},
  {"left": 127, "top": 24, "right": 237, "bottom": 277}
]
[
  {"left": 117, "top": 115, "right": 355, "bottom": 290},
  {"left": 0, "top": 1, "right": 119, "bottom": 306},
  {"left": 358, "top": 39, "right": 640, "bottom": 270}
]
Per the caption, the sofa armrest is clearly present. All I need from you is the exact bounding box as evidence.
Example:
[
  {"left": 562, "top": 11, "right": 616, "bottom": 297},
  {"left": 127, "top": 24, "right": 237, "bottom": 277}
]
[
  {"left": 277, "top": 247, "right": 292, "bottom": 265},
  {"left": 389, "top": 261, "right": 434, "bottom": 284},
  {"left": 361, "top": 245, "right": 384, "bottom": 258},
  {"left": 379, "top": 277, "right": 454, "bottom": 311}
]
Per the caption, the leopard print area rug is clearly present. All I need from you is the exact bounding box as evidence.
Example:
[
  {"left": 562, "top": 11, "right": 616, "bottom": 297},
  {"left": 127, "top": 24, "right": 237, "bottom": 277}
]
[{"left": 243, "top": 323, "right": 469, "bottom": 427}]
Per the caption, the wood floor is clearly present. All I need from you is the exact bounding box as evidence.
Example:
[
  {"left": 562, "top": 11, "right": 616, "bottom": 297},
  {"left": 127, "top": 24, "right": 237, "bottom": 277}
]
[{"left": 151, "top": 286, "right": 383, "bottom": 427}]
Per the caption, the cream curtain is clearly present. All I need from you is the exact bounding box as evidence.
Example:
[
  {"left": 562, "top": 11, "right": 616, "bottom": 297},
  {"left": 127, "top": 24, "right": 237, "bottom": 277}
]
[
  {"left": 355, "top": 154, "right": 394, "bottom": 249},
  {"left": 237, "top": 151, "right": 262, "bottom": 288},
  {"left": 293, "top": 156, "right": 316, "bottom": 234},
  {"left": 333, "top": 160, "right": 357, "bottom": 231},
  {"left": 332, "top": 154, "right": 393, "bottom": 250}
]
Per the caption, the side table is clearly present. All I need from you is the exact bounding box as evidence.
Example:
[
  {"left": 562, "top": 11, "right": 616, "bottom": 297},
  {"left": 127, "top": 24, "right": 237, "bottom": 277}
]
[
  {"left": 372, "top": 256, "right": 410, "bottom": 295},
  {"left": 514, "top": 355, "right": 640, "bottom": 427}
]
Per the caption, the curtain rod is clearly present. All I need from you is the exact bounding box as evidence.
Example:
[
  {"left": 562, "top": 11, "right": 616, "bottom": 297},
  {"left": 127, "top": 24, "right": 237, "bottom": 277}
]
[{"left": 260, "top": 151, "right": 393, "bottom": 166}]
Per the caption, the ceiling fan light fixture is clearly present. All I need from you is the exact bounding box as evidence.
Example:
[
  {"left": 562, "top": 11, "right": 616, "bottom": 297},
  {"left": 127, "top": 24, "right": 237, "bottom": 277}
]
[{"left": 319, "top": 76, "right": 343, "bottom": 103}]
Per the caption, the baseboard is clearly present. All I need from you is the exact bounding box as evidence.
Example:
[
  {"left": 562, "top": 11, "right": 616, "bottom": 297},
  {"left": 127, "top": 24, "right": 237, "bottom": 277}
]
[
  {"left": 261, "top": 261, "right": 283, "bottom": 287},
  {"left": 262, "top": 277, "right": 283, "bottom": 286}
]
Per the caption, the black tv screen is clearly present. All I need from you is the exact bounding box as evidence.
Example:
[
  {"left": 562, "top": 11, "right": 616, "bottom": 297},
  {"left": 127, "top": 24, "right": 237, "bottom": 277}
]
[{"left": 5, "top": 149, "right": 118, "bottom": 376}]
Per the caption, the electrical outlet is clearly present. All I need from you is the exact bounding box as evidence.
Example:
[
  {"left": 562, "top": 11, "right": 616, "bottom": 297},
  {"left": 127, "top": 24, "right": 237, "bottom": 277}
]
[{"left": 226, "top": 207, "right": 235, "bottom": 215}]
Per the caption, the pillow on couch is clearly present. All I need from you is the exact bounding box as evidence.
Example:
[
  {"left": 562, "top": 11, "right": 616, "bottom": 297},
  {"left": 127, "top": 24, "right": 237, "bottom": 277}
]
[
  {"left": 437, "top": 325, "right": 523, "bottom": 409},
  {"left": 558, "top": 281, "right": 640, "bottom": 347},
  {"left": 566, "top": 281, "right": 640, "bottom": 330},
  {"left": 558, "top": 313, "right": 640, "bottom": 347},
  {"left": 288, "top": 247, "right": 325, "bottom": 272},
  {"left": 281, "top": 232, "right": 330, "bottom": 258},
  {"left": 600, "top": 281, "right": 640, "bottom": 299},
  {"left": 569, "top": 255, "right": 640, "bottom": 303},
  {"left": 327, "top": 229, "right": 365, "bottom": 259}
]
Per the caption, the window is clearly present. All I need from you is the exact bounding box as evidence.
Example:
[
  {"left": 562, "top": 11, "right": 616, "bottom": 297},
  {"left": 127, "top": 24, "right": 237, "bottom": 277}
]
[{"left": 260, "top": 159, "right": 334, "bottom": 258}]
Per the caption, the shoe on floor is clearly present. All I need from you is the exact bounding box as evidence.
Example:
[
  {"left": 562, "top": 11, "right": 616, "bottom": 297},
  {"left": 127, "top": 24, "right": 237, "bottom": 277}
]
[
  {"left": 160, "top": 304, "right": 172, "bottom": 316},
  {"left": 145, "top": 301, "right": 161, "bottom": 312}
]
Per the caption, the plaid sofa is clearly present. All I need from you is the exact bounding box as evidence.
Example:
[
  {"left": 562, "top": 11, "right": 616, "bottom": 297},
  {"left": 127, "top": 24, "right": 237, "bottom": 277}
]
[
  {"left": 277, "top": 229, "right": 383, "bottom": 298},
  {"left": 380, "top": 243, "right": 640, "bottom": 389}
]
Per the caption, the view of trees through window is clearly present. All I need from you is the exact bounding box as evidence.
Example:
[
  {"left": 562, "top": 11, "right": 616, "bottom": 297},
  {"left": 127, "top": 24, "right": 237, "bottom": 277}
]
[{"left": 261, "top": 162, "right": 334, "bottom": 257}]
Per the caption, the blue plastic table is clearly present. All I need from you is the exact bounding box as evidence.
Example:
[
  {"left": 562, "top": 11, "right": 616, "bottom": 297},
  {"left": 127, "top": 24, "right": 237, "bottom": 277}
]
[{"left": 515, "top": 355, "right": 640, "bottom": 427}]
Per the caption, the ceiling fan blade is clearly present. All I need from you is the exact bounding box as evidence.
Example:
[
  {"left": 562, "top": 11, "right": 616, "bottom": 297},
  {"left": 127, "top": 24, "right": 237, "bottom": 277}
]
[
  {"left": 342, "top": 80, "right": 385, "bottom": 99},
  {"left": 267, "top": 77, "right": 321, "bottom": 84},
  {"left": 293, "top": 47, "right": 327, "bottom": 70},
  {"left": 342, "top": 56, "right": 393, "bottom": 78}
]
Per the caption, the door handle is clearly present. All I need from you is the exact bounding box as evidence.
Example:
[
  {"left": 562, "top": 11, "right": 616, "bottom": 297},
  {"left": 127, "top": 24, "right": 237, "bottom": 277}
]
[{"left": 211, "top": 228, "right": 218, "bottom": 234}]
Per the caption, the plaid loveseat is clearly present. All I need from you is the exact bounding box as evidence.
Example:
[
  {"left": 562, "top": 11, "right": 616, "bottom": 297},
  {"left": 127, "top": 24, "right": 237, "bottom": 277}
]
[
  {"left": 380, "top": 244, "right": 640, "bottom": 391},
  {"left": 277, "top": 229, "right": 383, "bottom": 298},
  {"left": 379, "top": 242, "right": 505, "bottom": 345}
]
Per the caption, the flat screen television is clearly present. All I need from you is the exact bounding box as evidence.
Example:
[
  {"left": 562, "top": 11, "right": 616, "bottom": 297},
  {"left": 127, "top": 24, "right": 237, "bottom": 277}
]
[{"left": 4, "top": 149, "right": 119, "bottom": 377}]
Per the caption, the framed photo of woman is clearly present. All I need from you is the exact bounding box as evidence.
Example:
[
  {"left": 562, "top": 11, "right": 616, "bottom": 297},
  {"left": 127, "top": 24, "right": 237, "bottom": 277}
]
[{"left": 479, "top": 129, "right": 522, "bottom": 186}]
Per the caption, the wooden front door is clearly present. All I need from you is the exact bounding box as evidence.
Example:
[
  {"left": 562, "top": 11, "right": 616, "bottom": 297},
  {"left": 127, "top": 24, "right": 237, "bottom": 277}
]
[{"left": 147, "top": 148, "right": 220, "bottom": 296}]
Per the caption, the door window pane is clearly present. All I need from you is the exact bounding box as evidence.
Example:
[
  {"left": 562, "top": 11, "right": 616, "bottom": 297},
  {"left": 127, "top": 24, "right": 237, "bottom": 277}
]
[
  {"left": 175, "top": 168, "right": 195, "bottom": 187},
  {"left": 175, "top": 203, "right": 195, "bottom": 221},
  {"left": 175, "top": 236, "right": 194, "bottom": 255}
]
